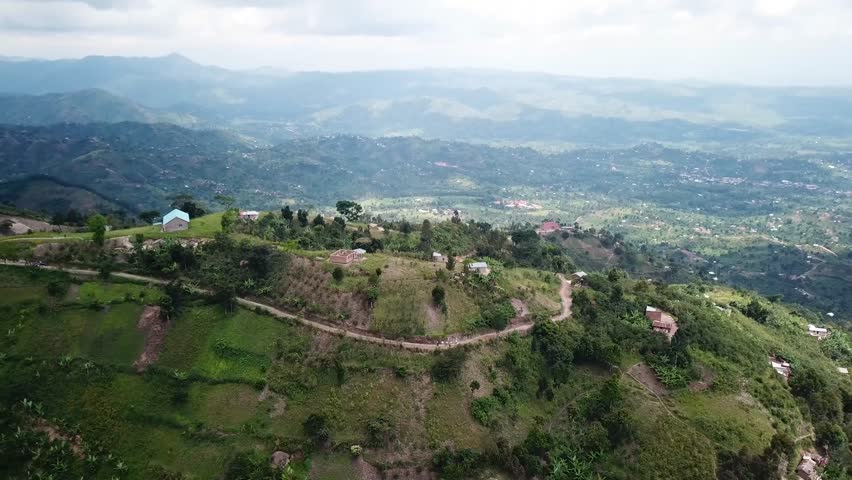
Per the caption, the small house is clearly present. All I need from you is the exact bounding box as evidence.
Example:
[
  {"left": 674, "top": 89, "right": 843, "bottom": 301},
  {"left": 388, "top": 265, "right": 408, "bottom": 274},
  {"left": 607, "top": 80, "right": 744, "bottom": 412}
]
[
  {"left": 807, "top": 324, "right": 829, "bottom": 340},
  {"left": 239, "top": 210, "right": 260, "bottom": 221},
  {"left": 571, "top": 271, "right": 588, "bottom": 283},
  {"left": 538, "top": 221, "right": 561, "bottom": 235},
  {"left": 330, "top": 249, "right": 365, "bottom": 265},
  {"left": 646, "top": 306, "right": 679, "bottom": 341},
  {"left": 432, "top": 252, "right": 446, "bottom": 263},
  {"left": 838, "top": 367, "right": 848, "bottom": 375},
  {"left": 162, "top": 209, "right": 190, "bottom": 232},
  {"left": 769, "top": 356, "right": 792, "bottom": 379},
  {"left": 796, "top": 452, "right": 825, "bottom": 480},
  {"left": 468, "top": 261, "right": 490, "bottom": 276}
]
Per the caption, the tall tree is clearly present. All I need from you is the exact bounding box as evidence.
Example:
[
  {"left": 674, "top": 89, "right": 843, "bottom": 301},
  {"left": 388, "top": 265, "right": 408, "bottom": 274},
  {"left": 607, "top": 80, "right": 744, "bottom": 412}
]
[
  {"left": 214, "top": 194, "right": 235, "bottom": 210},
  {"left": 297, "top": 209, "right": 309, "bottom": 227},
  {"left": 335, "top": 200, "right": 364, "bottom": 221},
  {"left": 87, "top": 214, "right": 107, "bottom": 246},
  {"left": 281, "top": 206, "right": 293, "bottom": 223}
]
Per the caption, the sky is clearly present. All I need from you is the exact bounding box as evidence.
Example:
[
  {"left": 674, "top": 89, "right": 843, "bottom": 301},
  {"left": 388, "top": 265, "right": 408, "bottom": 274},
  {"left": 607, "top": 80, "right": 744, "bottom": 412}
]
[{"left": 1, "top": 0, "right": 851, "bottom": 85}]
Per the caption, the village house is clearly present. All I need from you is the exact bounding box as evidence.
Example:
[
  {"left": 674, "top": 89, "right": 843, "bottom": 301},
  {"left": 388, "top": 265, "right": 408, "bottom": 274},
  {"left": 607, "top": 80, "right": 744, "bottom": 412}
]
[
  {"left": 329, "top": 249, "right": 366, "bottom": 265},
  {"left": 571, "top": 271, "right": 588, "bottom": 283},
  {"left": 468, "top": 261, "right": 490, "bottom": 276},
  {"left": 838, "top": 367, "right": 848, "bottom": 375},
  {"left": 432, "top": 252, "right": 446, "bottom": 263},
  {"left": 808, "top": 324, "right": 829, "bottom": 340},
  {"left": 796, "top": 452, "right": 826, "bottom": 480},
  {"left": 645, "top": 306, "right": 679, "bottom": 341},
  {"left": 769, "top": 355, "right": 792, "bottom": 379},
  {"left": 239, "top": 210, "right": 260, "bottom": 221},
  {"left": 161, "top": 209, "right": 190, "bottom": 232},
  {"left": 537, "top": 221, "right": 561, "bottom": 235}
]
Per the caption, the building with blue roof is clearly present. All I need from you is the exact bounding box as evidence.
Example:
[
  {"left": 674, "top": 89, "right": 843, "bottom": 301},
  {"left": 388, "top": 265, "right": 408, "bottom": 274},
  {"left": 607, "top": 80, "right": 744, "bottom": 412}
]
[{"left": 161, "top": 209, "right": 190, "bottom": 232}]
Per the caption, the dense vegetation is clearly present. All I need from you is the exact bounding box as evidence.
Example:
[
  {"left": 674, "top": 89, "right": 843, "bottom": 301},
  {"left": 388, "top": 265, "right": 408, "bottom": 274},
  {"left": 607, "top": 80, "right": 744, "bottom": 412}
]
[{"left": 1, "top": 244, "right": 849, "bottom": 478}]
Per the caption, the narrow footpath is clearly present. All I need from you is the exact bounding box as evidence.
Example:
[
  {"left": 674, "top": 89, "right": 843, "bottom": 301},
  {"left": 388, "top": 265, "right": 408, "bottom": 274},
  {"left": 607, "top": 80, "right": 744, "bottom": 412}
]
[{"left": 1, "top": 260, "right": 573, "bottom": 352}]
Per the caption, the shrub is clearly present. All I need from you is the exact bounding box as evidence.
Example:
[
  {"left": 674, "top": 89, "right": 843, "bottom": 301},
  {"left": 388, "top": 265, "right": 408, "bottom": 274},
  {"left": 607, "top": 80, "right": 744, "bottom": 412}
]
[
  {"left": 470, "top": 396, "right": 500, "bottom": 426},
  {"left": 431, "top": 349, "right": 467, "bottom": 383},
  {"left": 332, "top": 267, "right": 344, "bottom": 283}
]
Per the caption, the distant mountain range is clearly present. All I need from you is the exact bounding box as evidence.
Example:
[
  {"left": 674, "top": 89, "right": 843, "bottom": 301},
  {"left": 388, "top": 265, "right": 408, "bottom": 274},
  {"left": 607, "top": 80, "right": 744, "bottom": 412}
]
[
  {"left": 0, "top": 90, "right": 197, "bottom": 126},
  {"left": 2, "top": 54, "right": 852, "bottom": 146}
]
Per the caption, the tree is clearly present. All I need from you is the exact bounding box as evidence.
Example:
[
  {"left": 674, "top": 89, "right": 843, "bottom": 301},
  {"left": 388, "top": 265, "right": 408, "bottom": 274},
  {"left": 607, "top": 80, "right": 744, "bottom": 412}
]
[
  {"left": 469, "top": 380, "right": 480, "bottom": 393},
  {"left": 400, "top": 220, "right": 413, "bottom": 235},
  {"left": 303, "top": 414, "right": 330, "bottom": 445},
  {"left": 312, "top": 214, "right": 325, "bottom": 227},
  {"left": 419, "top": 220, "right": 433, "bottom": 252},
  {"left": 332, "top": 266, "right": 344, "bottom": 283},
  {"left": 446, "top": 255, "right": 456, "bottom": 271},
  {"left": 220, "top": 208, "right": 238, "bottom": 234},
  {"left": 138, "top": 210, "right": 160, "bottom": 224},
  {"left": 170, "top": 194, "right": 206, "bottom": 218},
  {"left": 297, "top": 209, "right": 309, "bottom": 227},
  {"left": 432, "top": 286, "right": 446, "bottom": 306},
  {"left": 0, "top": 219, "right": 13, "bottom": 235},
  {"left": 281, "top": 206, "right": 293, "bottom": 223},
  {"left": 87, "top": 214, "right": 107, "bottom": 246},
  {"left": 335, "top": 200, "right": 364, "bottom": 221},
  {"left": 214, "top": 194, "right": 235, "bottom": 209}
]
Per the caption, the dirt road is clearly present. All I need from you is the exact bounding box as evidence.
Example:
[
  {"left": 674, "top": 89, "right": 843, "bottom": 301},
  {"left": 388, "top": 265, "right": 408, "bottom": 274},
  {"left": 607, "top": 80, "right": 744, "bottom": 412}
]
[{"left": 1, "top": 260, "right": 573, "bottom": 352}]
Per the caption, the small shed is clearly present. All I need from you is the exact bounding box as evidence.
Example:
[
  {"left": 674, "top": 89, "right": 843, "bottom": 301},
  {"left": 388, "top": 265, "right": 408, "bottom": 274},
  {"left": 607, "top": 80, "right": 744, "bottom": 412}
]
[
  {"left": 468, "top": 261, "right": 490, "bottom": 276},
  {"left": 838, "top": 367, "right": 848, "bottom": 375},
  {"left": 646, "top": 306, "right": 679, "bottom": 341},
  {"left": 162, "top": 209, "right": 190, "bottom": 232},
  {"left": 807, "top": 324, "right": 829, "bottom": 340},
  {"left": 353, "top": 248, "right": 367, "bottom": 260},
  {"left": 432, "top": 252, "right": 446, "bottom": 263},
  {"left": 571, "top": 271, "right": 588, "bottom": 283},
  {"left": 769, "top": 355, "right": 792, "bottom": 379},
  {"left": 239, "top": 210, "right": 260, "bottom": 221}
]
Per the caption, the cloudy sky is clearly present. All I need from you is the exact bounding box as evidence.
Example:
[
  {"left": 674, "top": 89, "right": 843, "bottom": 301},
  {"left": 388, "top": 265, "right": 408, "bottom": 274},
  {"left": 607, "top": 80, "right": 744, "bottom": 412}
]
[{"left": 1, "top": 0, "right": 851, "bottom": 85}]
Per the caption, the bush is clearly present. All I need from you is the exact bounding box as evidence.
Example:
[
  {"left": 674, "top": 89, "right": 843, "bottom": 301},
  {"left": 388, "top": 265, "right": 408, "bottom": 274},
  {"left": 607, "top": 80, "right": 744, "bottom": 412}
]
[
  {"left": 432, "top": 286, "right": 446, "bottom": 306},
  {"left": 432, "top": 448, "right": 482, "bottom": 480},
  {"left": 470, "top": 396, "right": 500, "bottom": 426},
  {"left": 431, "top": 349, "right": 467, "bottom": 383},
  {"left": 332, "top": 267, "right": 344, "bottom": 283}
]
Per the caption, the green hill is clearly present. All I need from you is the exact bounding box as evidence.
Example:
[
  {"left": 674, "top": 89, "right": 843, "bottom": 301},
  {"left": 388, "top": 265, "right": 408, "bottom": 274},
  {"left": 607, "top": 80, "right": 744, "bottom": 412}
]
[{"left": 0, "top": 234, "right": 849, "bottom": 478}]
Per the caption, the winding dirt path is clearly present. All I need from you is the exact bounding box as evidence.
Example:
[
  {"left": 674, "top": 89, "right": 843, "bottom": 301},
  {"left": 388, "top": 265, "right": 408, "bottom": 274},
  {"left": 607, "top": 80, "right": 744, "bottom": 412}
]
[
  {"left": 552, "top": 274, "right": 573, "bottom": 321},
  {"left": 1, "top": 260, "right": 573, "bottom": 352}
]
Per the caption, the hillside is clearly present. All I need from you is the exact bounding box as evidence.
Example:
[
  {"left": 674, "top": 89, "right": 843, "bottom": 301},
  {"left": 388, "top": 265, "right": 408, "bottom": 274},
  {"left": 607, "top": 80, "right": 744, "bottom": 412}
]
[
  {"left": 0, "top": 230, "right": 849, "bottom": 478},
  {"left": 0, "top": 90, "right": 197, "bottom": 126},
  {"left": 0, "top": 123, "right": 847, "bottom": 317},
  {"left": 3, "top": 55, "right": 852, "bottom": 146}
]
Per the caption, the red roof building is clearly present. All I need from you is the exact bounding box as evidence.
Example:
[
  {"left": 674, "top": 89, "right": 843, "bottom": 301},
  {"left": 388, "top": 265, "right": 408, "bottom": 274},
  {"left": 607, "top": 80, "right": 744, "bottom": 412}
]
[{"left": 539, "top": 221, "right": 561, "bottom": 234}]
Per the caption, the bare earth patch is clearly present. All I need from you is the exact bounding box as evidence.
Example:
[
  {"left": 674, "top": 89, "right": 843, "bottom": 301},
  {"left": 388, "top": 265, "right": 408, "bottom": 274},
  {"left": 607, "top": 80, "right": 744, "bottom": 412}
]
[
  {"left": 33, "top": 418, "right": 84, "bottom": 458},
  {"left": 258, "top": 385, "right": 288, "bottom": 418},
  {"left": 688, "top": 365, "right": 715, "bottom": 392},
  {"left": 627, "top": 362, "right": 669, "bottom": 397},
  {"left": 425, "top": 303, "right": 443, "bottom": 333},
  {"left": 133, "top": 305, "right": 168, "bottom": 372},
  {"left": 511, "top": 298, "right": 530, "bottom": 320},
  {"left": 353, "top": 457, "right": 382, "bottom": 480}
]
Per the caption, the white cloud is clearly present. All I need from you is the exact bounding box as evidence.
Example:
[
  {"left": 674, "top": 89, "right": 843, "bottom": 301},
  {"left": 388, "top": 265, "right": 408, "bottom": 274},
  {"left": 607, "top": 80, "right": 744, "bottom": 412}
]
[{"left": 1, "top": 0, "right": 851, "bottom": 85}]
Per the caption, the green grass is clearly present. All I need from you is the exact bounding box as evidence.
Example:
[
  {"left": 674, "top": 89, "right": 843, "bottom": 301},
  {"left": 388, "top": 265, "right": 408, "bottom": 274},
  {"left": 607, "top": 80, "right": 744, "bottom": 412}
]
[
  {"left": 13, "top": 303, "right": 146, "bottom": 364},
  {"left": 309, "top": 453, "right": 359, "bottom": 479},
  {"left": 0, "top": 286, "right": 44, "bottom": 305},
  {"left": 426, "top": 383, "right": 490, "bottom": 450},
  {"left": 371, "top": 279, "right": 429, "bottom": 337},
  {"left": 675, "top": 392, "right": 775, "bottom": 454},
  {"left": 76, "top": 280, "right": 163, "bottom": 304},
  {"left": 158, "top": 304, "right": 293, "bottom": 383}
]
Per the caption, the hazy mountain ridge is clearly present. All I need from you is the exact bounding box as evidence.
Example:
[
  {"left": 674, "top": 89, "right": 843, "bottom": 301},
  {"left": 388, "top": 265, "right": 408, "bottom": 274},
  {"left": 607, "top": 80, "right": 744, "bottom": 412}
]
[{"left": 2, "top": 54, "right": 852, "bottom": 146}]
